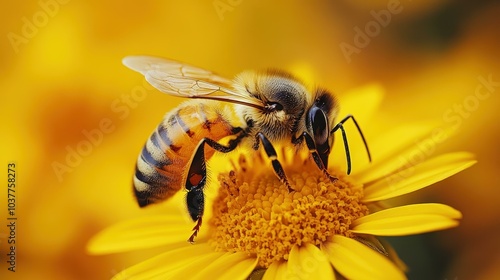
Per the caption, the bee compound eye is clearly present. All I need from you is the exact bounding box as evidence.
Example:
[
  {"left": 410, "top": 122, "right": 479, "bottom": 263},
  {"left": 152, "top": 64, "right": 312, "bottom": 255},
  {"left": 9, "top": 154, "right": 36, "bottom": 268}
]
[
  {"left": 264, "top": 101, "right": 284, "bottom": 113},
  {"left": 270, "top": 102, "right": 284, "bottom": 111},
  {"left": 310, "top": 107, "right": 329, "bottom": 145}
]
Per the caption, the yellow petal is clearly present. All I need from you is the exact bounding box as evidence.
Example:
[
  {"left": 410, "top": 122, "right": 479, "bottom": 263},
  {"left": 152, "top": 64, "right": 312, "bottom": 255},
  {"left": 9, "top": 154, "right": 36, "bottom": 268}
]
[
  {"left": 362, "top": 152, "right": 476, "bottom": 202},
  {"left": 351, "top": 203, "right": 462, "bottom": 236},
  {"left": 87, "top": 215, "right": 194, "bottom": 254},
  {"left": 350, "top": 123, "right": 435, "bottom": 179},
  {"left": 153, "top": 250, "right": 227, "bottom": 280},
  {"left": 323, "top": 236, "right": 406, "bottom": 280},
  {"left": 286, "top": 245, "right": 302, "bottom": 275},
  {"left": 191, "top": 252, "right": 257, "bottom": 280},
  {"left": 275, "top": 261, "right": 290, "bottom": 280},
  {"left": 262, "top": 261, "right": 283, "bottom": 280},
  {"left": 221, "top": 258, "right": 260, "bottom": 280},
  {"left": 301, "top": 244, "right": 336, "bottom": 280},
  {"left": 286, "top": 244, "right": 335, "bottom": 280},
  {"left": 111, "top": 243, "right": 218, "bottom": 280}
]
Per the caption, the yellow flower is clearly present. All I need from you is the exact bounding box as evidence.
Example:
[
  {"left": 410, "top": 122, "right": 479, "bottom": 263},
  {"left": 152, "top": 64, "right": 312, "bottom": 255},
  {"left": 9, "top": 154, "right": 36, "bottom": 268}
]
[{"left": 87, "top": 85, "right": 476, "bottom": 280}]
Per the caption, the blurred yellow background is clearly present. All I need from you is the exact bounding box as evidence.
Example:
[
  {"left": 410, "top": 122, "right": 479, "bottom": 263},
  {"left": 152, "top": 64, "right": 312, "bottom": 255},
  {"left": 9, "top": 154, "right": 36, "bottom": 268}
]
[{"left": 1, "top": 0, "right": 499, "bottom": 279}]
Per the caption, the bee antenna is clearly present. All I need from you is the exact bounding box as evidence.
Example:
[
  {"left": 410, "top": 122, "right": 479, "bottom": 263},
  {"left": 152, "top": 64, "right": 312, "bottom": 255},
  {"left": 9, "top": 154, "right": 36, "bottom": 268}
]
[{"left": 330, "top": 115, "right": 372, "bottom": 174}]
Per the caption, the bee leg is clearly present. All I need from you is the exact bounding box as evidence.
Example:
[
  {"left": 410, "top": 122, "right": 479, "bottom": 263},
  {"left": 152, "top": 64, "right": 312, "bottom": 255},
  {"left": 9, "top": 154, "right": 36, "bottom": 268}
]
[
  {"left": 187, "top": 189, "right": 204, "bottom": 244},
  {"left": 330, "top": 115, "right": 372, "bottom": 175},
  {"left": 293, "top": 132, "right": 338, "bottom": 182},
  {"left": 185, "top": 131, "right": 246, "bottom": 243},
  {"left": 185, "top": 140, "right": 207, "bottom": 243},
  {"left": 254, "top": 132, "right": 294, "bottom": 192}
]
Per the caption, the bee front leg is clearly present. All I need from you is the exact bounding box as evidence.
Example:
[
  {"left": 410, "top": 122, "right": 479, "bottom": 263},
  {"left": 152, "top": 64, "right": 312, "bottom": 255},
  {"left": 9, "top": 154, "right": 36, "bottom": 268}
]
[
  {"left": 292, "top": 132, "right": 337, "bottom": 182},
  {"left": 254, "top": 132, "right": 294, "bottom": 192},
  {"left": 330, "top": 115, "right": 372, "bottom": 175}
]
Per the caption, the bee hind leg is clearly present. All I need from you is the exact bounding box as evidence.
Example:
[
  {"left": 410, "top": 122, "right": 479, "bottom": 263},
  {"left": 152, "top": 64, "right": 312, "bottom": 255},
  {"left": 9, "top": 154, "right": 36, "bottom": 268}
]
[
  {"left": 185, "top": 133, "right": 245, "bottom": 243},
  {"left": 187, "top": 188, "right": 203, "bottom": 244}
]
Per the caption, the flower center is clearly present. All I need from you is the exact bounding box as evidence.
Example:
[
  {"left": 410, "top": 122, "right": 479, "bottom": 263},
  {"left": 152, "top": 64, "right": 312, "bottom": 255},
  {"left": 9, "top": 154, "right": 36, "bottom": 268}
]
[{"left": 209, "top": 153, "right": 369, "bottom": 267}]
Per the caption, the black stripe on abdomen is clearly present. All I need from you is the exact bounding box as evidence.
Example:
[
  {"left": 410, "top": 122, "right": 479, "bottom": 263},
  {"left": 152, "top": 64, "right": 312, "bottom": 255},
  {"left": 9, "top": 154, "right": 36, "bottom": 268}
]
[
  {"left": 134, "top": 123, "right": 179, "bottom": 207},
  {"left": 134, "top": 161, "right": 171, "bottom": 207},
  {"left": 140, "top": 144, "right": 170, "bottom": 167}
]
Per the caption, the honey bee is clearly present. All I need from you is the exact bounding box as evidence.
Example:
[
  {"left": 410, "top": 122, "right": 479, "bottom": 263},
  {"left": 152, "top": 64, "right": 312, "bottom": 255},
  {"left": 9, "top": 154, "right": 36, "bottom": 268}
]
[{"left": 124, "top": 56, "right": 371, "bottom": 243}]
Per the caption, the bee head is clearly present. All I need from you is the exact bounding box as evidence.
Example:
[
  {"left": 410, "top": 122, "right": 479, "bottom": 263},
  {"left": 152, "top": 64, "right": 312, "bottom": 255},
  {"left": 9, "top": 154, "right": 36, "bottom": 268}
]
[{"left": 306, "top": 89, "right": 339, "bottom": 167}]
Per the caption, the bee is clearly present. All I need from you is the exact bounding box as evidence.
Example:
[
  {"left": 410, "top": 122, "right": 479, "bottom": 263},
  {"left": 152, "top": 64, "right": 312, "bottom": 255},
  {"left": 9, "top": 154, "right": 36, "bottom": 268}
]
[{"left": 124, "top": 56, "right": 371, "bottom": 243}]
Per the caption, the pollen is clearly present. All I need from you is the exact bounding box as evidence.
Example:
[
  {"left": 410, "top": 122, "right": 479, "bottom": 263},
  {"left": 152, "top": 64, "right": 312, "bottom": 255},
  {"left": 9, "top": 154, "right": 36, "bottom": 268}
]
[{"left": 209, "top": 153, "right": 369, "bottom": 268}]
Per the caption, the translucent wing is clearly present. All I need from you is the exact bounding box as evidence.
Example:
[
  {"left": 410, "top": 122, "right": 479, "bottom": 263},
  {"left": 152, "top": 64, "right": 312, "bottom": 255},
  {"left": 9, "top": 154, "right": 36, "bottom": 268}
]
[
  {"left": 123, "top": 56, "right": 231, "bottom": 85},
  {"left": 123, "top": 56, "right": 263, "bottom": 109}
]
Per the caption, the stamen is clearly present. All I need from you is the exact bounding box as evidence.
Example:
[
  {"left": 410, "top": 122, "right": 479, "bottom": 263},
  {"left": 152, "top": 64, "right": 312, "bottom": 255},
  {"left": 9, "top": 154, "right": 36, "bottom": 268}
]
[{"left": 209, "top": 154, "right": 368, "bottom": 267}]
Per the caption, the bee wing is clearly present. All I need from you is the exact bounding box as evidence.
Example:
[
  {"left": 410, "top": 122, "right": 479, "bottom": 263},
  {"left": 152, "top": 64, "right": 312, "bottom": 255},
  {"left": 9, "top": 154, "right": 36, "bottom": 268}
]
[
  {"left": 123, "top": 56, "right": 263, "bottom": 109},
  {"left": 123, "top": 56, "right": 231, "bottom": 85}
]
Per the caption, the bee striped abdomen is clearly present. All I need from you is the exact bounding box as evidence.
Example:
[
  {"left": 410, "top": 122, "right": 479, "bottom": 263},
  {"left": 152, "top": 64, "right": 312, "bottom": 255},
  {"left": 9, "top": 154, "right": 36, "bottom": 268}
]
[{"left": 133, "top": 102, "right": 235, "bottom": 207}]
